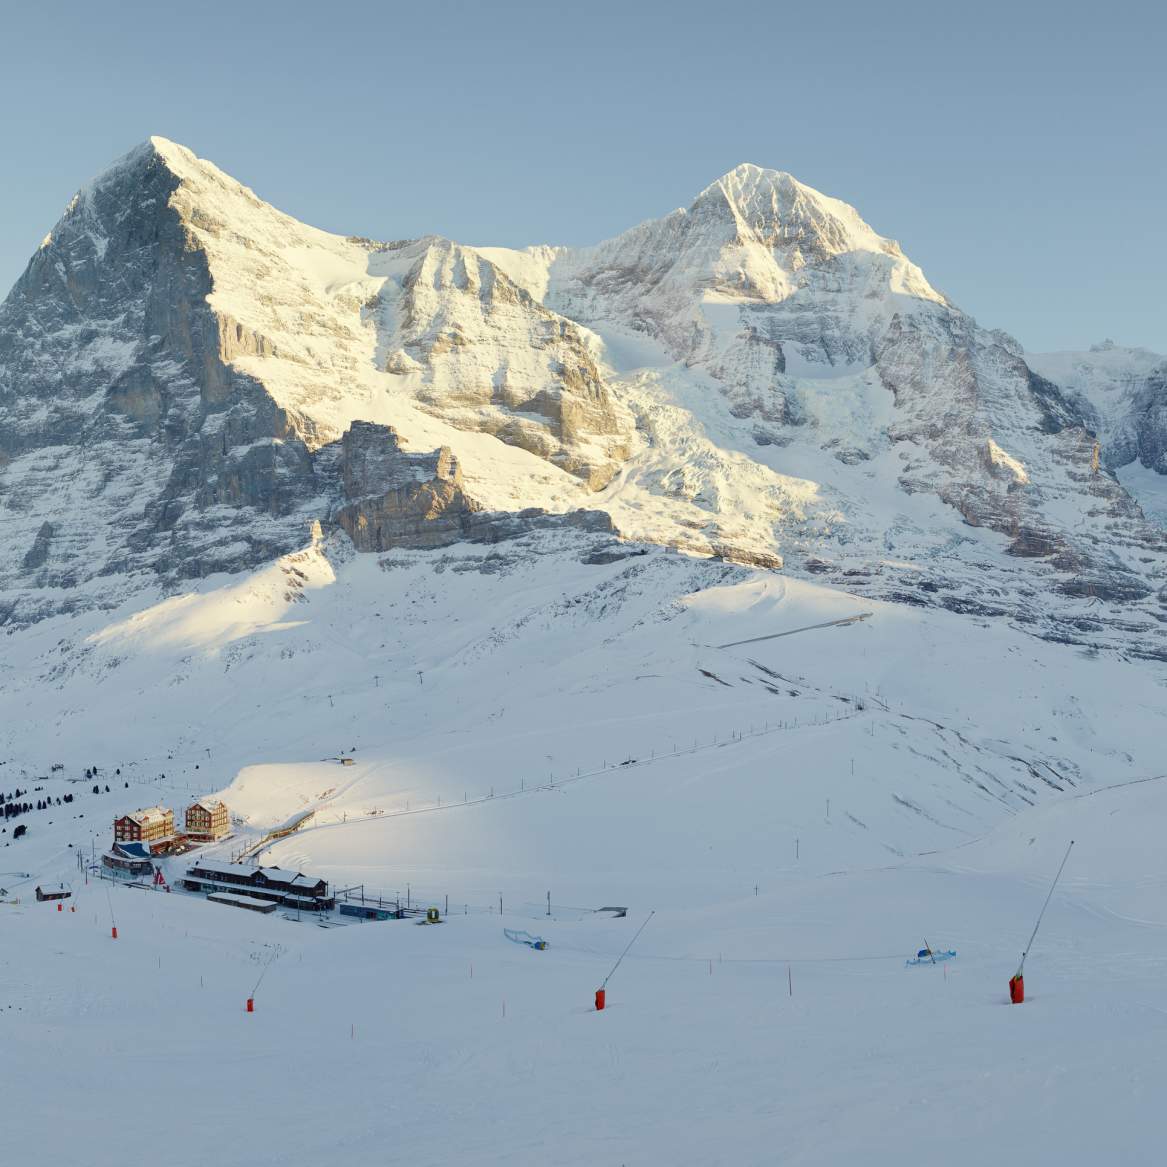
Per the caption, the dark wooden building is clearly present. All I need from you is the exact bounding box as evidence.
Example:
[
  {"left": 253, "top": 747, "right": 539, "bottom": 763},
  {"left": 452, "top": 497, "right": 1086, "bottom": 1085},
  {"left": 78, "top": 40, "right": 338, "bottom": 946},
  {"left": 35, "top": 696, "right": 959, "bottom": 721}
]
[
  {"left": 182, "top": 861, "right": 334, "bottom": 910},
  {"left": 36, "top": 883, "right": 72, "bottom": 902}
]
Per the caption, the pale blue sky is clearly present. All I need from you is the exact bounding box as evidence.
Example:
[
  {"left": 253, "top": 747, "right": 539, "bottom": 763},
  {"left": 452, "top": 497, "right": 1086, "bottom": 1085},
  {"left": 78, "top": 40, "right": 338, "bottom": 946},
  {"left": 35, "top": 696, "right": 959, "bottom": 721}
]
[{"left": 2, "top": 0, "right": 1163, "bottom": 352}]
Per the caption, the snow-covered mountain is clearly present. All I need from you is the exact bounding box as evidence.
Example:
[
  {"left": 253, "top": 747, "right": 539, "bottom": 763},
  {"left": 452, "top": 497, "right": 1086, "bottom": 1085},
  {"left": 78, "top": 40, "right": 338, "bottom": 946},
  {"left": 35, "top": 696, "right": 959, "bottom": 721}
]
[
  {"left": 2, "top": 139, "right": 1165, "bottom": 654},
  {"left": 1028, "top": 341, "right": 1167, "bottom": 524},
  {"left": 8, "top": 141, "right": 1167, "bottom": 1167}
]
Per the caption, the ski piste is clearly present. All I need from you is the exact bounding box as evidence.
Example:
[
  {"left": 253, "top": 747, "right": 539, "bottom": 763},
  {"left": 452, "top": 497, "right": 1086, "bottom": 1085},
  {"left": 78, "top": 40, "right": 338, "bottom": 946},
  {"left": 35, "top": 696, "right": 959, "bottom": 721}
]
[{"left": 906, "top": 949, "right": 957, "bottom": 966}]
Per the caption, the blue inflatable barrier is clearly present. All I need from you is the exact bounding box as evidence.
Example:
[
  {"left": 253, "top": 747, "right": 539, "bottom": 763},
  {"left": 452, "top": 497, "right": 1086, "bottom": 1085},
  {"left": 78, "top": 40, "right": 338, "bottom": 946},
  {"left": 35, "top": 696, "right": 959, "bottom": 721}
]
[
  {"left": 504, "top": 927, "right": 549, "bottom": 951},
  {"left": 906, "top": 948, "right": 956, "bottom": 966}
]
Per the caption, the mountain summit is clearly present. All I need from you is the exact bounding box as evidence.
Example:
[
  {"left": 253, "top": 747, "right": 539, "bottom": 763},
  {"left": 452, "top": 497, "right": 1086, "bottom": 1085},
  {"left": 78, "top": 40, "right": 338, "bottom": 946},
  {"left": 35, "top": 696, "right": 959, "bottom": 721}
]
[
  {"left": 694, "top": 162, "right": 941, "bottom": 284},
  {"left": 1, "top": 139, "right": 1165, "bottom": 653}
]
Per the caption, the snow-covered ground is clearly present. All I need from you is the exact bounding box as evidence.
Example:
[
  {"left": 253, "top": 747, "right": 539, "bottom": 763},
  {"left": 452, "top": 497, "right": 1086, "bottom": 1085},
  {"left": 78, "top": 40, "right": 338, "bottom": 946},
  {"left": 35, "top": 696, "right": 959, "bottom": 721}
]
[
  {"left": 1118, "top": 460, "right": 1167, "bottom": 525},
  {"left": 4, "top": 536, "right": 1167, "bottom": 1164}
]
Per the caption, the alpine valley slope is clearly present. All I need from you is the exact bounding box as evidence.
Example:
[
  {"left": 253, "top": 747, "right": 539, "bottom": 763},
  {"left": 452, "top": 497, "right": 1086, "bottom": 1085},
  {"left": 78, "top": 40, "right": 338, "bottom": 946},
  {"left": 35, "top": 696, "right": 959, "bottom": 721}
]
[
  {"left": 4, "top": 527, "right": 1167, "bottom": 1167},
  {"left": 5, "top": 138, "right": 1167, "bottom": 1166},
  {"left": 2, "top": 138, "right": 1166, "bottom": 657}
]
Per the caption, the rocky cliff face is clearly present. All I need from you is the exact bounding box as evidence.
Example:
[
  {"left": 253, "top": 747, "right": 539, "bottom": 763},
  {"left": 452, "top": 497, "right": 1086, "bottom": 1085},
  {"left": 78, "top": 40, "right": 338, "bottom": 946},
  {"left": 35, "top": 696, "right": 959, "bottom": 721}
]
[
  {"left": 519, "top": 165, "right": 1167, "bottom": 652},
  {"left": 2, "top": 142, "right": 1165, "bottom": 655},
  {"left": 0, "top": 139, "right": 631, "bottom": 626},
  {"left": 0, "top": 141, "right": 328, "bottom": 626},
  {"left": 1028, "top": 343, "right": 1167, "bottom": 476},
  {"left": 380, "top": 239, "right": 632, "bottom": 490},
  {"left": 334, "top": 422, "right": 479, "bottom": 551}
]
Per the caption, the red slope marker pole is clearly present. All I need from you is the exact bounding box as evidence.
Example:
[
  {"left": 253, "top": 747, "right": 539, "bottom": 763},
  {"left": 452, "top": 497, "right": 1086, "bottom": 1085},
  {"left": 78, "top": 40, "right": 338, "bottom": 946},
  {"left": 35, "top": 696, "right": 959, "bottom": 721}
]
[{"left": 1011, "top": 840, "right": 1074, "bottom": 1004}]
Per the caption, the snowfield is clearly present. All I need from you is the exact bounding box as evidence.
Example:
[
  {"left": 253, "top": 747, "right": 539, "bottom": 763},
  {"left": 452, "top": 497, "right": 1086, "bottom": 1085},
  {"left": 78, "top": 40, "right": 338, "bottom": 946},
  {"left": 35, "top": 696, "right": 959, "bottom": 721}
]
[
  {"left": 4, "top": 136, "right": 1167, "bottom": 1165},
  {"left": 4, "top": 536, "right": 1167, "bottom": 1166}
]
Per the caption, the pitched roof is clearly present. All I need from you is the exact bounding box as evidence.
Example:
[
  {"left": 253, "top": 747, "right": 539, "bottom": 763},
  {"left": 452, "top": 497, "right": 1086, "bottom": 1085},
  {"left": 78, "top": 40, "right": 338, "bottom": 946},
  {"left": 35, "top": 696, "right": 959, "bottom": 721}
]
[
  {"left": 111, "top": 841, "right": 153, "bottom": 859},
  {"left": 187, "top": 860, "right": 250, "bottom": 878},
  {"left": 185, "top": 862, "right": 326, "bottom": 890},
  {"left": 255, "top": 866, "right": 324, "bottom": 888},
  {"left": 120, "top": 805, "right": 172, "bottom": 824},
  {"left": 188, "top": 799, "right": 226, "bottom": 813}
]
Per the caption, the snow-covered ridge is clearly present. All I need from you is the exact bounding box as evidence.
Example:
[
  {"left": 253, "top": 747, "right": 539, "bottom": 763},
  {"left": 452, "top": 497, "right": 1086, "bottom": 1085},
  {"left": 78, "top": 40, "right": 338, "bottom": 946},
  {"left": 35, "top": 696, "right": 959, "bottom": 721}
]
[
  {"left": 611, "top": 161, "right": 945, "bottom": 306},
  {"left": 1, "top": 137, "right": 1165, "bottom": 655},
  {"left": 1027, "top": 342, "right": 1167, "bottom": 478}
]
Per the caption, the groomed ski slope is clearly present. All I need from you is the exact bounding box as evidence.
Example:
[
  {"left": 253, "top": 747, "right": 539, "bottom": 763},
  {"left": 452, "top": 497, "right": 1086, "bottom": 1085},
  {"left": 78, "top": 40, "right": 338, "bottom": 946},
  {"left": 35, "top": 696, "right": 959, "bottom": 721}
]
[
  {"left": 6, "top": 780, "right": 1167, "bottom": 1167},
  {"left": 3, "top": 538, "right": 1167, "bottom": 1165}
]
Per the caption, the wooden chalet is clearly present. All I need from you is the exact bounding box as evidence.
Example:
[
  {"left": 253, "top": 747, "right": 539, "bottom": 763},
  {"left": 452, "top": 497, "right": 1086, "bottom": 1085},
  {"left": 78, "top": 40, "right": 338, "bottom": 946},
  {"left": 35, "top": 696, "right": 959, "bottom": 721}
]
[{"left": 35, "top": 883, "right": 72, "bottom": 902}]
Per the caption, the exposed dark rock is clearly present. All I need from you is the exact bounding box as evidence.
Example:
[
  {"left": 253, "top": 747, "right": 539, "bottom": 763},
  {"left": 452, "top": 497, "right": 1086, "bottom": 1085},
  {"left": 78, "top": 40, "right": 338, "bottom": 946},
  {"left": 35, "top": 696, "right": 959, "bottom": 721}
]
[
  {"left": 22, "top": 521, "right": 54, "bottom": 570},
  {"left": 333, "top": 422, "right": 479, "bottom": 551}
]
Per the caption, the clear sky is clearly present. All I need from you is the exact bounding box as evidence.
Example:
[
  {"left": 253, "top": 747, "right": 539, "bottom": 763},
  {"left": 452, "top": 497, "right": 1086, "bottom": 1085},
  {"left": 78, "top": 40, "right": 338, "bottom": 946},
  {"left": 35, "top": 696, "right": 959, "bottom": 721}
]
[{"left": 1, "top": 0, "right": 1163, "bottom": 353}]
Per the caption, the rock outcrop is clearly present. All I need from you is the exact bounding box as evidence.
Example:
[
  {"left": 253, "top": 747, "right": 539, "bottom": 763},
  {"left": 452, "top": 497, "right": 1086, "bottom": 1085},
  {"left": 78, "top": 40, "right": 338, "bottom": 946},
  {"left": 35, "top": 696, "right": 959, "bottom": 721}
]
[
  {"left": 333, "top": 422, "right": 479, "bottom": 551},
  {"left": 382, "top": 239, "right": 633, "bottom": 490},
  {"left": 0, "top": 139, "right": 328, "bottom": 624}
]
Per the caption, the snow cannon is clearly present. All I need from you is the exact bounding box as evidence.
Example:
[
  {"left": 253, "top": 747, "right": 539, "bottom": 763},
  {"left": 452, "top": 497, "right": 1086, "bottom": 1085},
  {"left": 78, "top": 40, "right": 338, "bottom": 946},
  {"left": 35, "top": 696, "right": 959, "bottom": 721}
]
[
  {"left": 595, "top": 988, "right": 606, "bottom": 1011},
  {"left": 1009, "top": 840, "right": 1071, "bottom": 1007}
]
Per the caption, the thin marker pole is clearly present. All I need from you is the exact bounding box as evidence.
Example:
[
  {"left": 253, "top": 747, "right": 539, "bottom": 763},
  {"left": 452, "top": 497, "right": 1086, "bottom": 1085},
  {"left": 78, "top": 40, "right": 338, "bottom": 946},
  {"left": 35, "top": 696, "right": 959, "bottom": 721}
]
[
  {"left": 601, "top": 910, "right": 655, "bottom": 991},
  {"left": 1017, "top": 840, "right": 1075, "bottom": 978},
  {"left": 249, "top": 948, "right": 280, "bottom": 1007}
]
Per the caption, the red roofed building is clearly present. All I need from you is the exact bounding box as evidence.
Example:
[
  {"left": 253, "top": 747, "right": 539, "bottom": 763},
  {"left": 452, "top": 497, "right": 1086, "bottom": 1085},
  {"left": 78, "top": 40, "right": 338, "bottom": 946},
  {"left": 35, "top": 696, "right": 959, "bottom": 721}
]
[{"left": 114, "top": 806, "right": 174, "bottom": 846}]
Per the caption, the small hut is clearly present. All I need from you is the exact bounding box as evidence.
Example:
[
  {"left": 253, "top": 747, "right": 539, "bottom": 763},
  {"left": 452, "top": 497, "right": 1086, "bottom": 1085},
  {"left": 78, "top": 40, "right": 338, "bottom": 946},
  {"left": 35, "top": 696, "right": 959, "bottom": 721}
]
[{"left": 35, "top": 883, "right": 72, "bottom": 902}]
